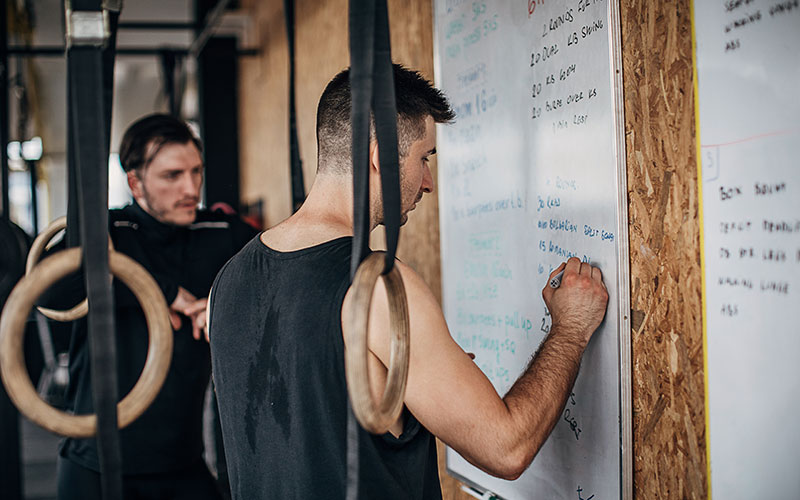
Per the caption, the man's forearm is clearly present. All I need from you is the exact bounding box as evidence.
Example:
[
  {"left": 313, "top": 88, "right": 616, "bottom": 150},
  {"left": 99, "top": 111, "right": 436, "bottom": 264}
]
[{"left": 501, "top": 326, "right": 587, "bottom": 472}]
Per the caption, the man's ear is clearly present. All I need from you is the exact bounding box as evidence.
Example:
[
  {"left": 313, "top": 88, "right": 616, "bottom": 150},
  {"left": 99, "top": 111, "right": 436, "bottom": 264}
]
[
  {"left": 368, "top": 140, "right": 381, "bottom": 175},
  {"left": 127, "top": 170, "right": 143, "bottom": 199}
]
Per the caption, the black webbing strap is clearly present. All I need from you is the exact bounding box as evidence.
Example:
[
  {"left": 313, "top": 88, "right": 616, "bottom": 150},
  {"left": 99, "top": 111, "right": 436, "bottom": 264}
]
[
  {"left": 347, "top": 0, "right": 402, "bottom": 498},
  {"left": 66, "top": 2, "right": 121, "bottom": 498},
  {"left": 349, "top": 0, "right": 401, "bottom": 278},
  {"left": 284, "top": 0, "right": 305, "bottom": 212}
]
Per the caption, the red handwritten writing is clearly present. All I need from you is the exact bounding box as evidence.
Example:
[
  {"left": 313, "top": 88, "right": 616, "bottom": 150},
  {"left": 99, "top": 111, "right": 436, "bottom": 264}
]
[{"left": 528, "top": 0, "right": 544, "bottom": 18}]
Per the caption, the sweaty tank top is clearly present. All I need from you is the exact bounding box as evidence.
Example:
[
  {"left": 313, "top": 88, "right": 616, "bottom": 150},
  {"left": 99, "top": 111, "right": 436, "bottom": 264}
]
[{"left": 209, "top": 236, "right": 442, "bottom": 499}]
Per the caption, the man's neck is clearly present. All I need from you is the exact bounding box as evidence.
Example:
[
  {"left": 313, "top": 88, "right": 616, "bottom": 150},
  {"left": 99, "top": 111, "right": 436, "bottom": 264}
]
[
  {"left": 299, "top": 175, "right": 354, "bottom": 229},
  {"left": 260, "top": 173, "right": 363, "bottom": 252}
]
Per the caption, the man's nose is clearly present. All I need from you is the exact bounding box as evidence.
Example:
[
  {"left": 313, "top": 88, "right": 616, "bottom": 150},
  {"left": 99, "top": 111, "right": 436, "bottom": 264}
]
[
  {"left": 421, "top": 165, "right": 434, "bottom": 193},
  {"left": 181, "top": 173, "right": 201, "bottom": 197}
]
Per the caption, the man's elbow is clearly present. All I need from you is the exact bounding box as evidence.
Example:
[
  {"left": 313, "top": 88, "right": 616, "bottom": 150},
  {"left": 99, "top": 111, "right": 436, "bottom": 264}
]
[{"left": 486, "top": 446, "right": 535, "bottom": 481}]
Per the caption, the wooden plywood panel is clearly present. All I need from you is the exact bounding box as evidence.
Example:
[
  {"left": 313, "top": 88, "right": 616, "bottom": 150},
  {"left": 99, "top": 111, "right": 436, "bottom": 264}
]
[
  {"left": 385, "top": 0, "right": 442, "bottom": 305},
  {"left": 620, "top": 1, "right": 706, "bottom": 498},
  {"left": 294, "top": 0, "right": 349, "bottom": 193},
  {"left": 239, "top": 0, "right": 291, "bottom": 227}
]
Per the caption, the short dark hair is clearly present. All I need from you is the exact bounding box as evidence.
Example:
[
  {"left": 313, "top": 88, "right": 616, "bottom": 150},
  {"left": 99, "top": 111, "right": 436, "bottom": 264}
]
[
  {"left": 119, "top": 113, "right": 202, "bottom": 173},
  {"left": 315, "top": 64, "right": 454, "bottom": 174}
]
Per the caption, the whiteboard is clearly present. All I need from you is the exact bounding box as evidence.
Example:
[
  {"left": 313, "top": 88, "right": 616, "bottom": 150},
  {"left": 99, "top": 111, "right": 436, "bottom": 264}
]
[
  {"left": 433, "top": 1, "right": 631, "bottom": 498},
  {"left": 693, "top": 2, "right": 800, "bottom": 499}
]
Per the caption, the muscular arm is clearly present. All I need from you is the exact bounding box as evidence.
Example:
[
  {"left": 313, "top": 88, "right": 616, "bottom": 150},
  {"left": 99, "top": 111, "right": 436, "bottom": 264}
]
[{"left": 346, "top": 256, "right": 607, "bottom": 480}]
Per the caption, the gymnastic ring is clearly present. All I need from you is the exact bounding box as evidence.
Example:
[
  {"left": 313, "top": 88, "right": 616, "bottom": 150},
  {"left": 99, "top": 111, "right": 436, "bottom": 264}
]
[
  {"left": 25, "top": 216, "right": 114, "bottom": 322},
  {"left": 1, "top": 247, "right": 172, "bottom": 437},
  {"left": 343, "top": 252, "right": 410, "bottom": 434}
]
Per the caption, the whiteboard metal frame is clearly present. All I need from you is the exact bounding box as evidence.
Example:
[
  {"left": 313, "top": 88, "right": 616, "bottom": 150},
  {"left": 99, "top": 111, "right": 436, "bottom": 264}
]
[
  {"left": 608, "top": 0, "right": 633, "bottom": 498},
  {"left": 432, "top": 1, "right": 633, "bottom": 498}
]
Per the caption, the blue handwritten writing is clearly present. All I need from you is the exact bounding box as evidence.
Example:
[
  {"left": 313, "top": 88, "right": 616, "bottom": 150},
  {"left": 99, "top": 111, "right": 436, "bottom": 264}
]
[
  {"left": 550, "top": 218, "right": 578, "bottom": 232},
  {"left": 456, "top": 63, "right": 487, "bottom": 89},
  {"left": 536, "top": 195, "right": 561, "bottom": 212},
  {"left": 467, "top": 232, "right": 502, "bottom": 256},
  {"left": 584, "top": 224, "right": 615, "bottom": 242}
]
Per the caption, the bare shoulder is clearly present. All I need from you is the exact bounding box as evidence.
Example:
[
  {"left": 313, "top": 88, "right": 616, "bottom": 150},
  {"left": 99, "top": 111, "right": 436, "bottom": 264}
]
[
  {"left": 394, "top": 260, "right": 441, "bottom": 312},
  {"left": 341, "top": 258, "right": 442, "bottom": 331},
  {"left": 342, "top": 257, "right": 449, "bottom": 361}
]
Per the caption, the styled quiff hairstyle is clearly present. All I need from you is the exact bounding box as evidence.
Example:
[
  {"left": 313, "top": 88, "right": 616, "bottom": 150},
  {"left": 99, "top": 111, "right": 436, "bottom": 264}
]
[
  {"left": 315, "top": 64, "right": 454, "bottom": 174},
  {"left": 119, "top": 113, "right": 202, "bottom": 173}
]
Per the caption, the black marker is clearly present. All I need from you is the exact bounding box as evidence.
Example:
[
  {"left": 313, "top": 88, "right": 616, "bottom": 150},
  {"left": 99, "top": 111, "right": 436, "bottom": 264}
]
[{"left": 549, "top": 270, "right": 565, "bottom": 288}]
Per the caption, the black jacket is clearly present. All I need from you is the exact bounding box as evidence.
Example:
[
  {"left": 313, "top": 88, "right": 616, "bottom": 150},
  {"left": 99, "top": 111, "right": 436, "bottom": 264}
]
[{"left": 49, "top": 202, "right": 257, "bottom": 474}]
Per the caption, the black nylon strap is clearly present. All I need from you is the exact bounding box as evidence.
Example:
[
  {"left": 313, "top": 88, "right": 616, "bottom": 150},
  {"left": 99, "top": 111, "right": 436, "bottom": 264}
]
[
  {"left": 69, "top": 47, "right": 121, "bottom": 500},
  {"left": 347, "top": 1, "right": 401, "bottom": 498},
  {"left": 284, "top": 0, "right": 305, "bottom": 212},
  {"left": 349, "top": 0, "right": 401, "bottom": 277},
  {"left": 371, "top": 0, "right": 401, "bottom": 271},
  {"left": 346, "top": 2, "right": 374, "bottom": 494},
  {"left": 348, "top": 0, "right": 375, "bottom": 281},
  {"left": 66, "top": 5, "right": 122, "bottom": 499}
]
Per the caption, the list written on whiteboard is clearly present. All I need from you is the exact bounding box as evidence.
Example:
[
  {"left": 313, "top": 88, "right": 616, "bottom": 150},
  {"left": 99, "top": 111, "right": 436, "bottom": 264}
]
[
  {"left": 709, "top": 173, "right": 798, "bottom": 319},
  {"left": 526, "top": 0, "right": 615, "bottom": 276},
  {"left": 718, "top": 0, "right": 798, "bottom": 53},
  {"left": 529, "top": 0, "right": 605, "bottom": 134},
  {"left": 438, "top": 0, "right": 618, "bottom": 446}
]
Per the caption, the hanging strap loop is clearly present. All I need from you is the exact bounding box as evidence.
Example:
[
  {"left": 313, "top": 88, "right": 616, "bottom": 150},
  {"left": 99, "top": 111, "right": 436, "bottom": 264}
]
[
  {"left": 25, "top": 216, "right": 114, "bottom": 322},
  {"left": 343, "top": 252, "right": 410, "bottom": 433},
  {"left": 349, "top": 0, "right": 402, "bottom": 276},
  {"left": 0, "top": 248, "right": 173, "bottom": 438},
  {"left": 345, "top": 1, "right": 410, "bottom": 498},
  {"left": 65, "top": 1, "right": 122, "bottom": 496}
]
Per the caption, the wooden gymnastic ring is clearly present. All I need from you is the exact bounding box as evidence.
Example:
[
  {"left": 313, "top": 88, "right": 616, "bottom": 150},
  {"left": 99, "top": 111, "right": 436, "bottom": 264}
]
[
  {"left": 1, "top": 247, "right": 172, "bottom": 437},
  {"left": 343, "top": 252, "right": 410, "bottom": 434},
  {"left": 25, "top": 216, "right": 114, "bottom": 322}
]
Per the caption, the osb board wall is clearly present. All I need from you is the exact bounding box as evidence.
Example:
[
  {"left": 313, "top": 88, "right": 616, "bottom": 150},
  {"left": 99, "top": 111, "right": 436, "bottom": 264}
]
[
  {"left": 238, "top": 1, "right": 468, "bottom": 498},
  {"left": 621, "top": 1, "right": 706, "bottom": 498}
]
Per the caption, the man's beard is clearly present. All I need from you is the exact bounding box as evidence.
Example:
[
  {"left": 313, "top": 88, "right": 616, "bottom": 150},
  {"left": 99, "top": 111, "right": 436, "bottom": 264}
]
[{"left": 141, "top": 187, "right": 197, "bottom": 225}]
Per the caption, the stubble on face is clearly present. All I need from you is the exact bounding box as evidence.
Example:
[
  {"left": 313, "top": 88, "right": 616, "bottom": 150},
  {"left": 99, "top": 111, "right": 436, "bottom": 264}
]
[
  {"left": 372, "top": 116, "right": 435, "bottom": 228},
  {"left": 138, "top": 179, "right": 198, "bottom": 225},
  {"left": 131, "top": 141, "right": 203, "bottom": 226}
]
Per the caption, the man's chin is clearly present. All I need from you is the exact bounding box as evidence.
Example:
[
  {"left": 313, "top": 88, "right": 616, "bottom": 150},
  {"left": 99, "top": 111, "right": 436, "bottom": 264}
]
[
  {"left": 377, "top": 214, "right": 410, "bottom": 227},
  {"left": 169, "top": 209, "right": 197, "bottom": 226}
]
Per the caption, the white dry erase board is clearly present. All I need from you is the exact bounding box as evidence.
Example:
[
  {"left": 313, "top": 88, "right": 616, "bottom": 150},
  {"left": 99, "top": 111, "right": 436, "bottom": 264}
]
[
  {"left": 692, "top": 2, "right": 800, "bottom": 499},
  {"left": 433, "top": 1, "right": 631, "bottom": 498}
]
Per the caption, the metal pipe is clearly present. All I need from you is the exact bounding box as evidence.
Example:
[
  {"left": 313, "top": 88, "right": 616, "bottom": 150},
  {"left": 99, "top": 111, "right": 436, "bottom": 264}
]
[
  {"left": 7, "top": 45, "right": 258, "bottom": 57},
  {"left": 118, "top": 21, "right": 197, "bottom": 30}
]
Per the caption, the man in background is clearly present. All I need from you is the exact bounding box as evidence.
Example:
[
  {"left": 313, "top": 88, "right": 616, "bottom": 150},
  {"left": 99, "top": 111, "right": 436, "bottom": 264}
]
[{"left": 53, "top": 114, "right": 257, "bottom": 499}]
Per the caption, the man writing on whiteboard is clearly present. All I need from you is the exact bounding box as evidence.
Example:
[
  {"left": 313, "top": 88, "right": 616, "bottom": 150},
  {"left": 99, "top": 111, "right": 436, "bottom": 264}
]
[{"left": 208, "top": 65, "right": 609, "bottom": 499}]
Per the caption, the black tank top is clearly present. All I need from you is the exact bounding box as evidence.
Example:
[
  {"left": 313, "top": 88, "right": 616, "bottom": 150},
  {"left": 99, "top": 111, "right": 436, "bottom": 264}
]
[{"left": 209, "top": 236, "right": 442, "bottom": 499}]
